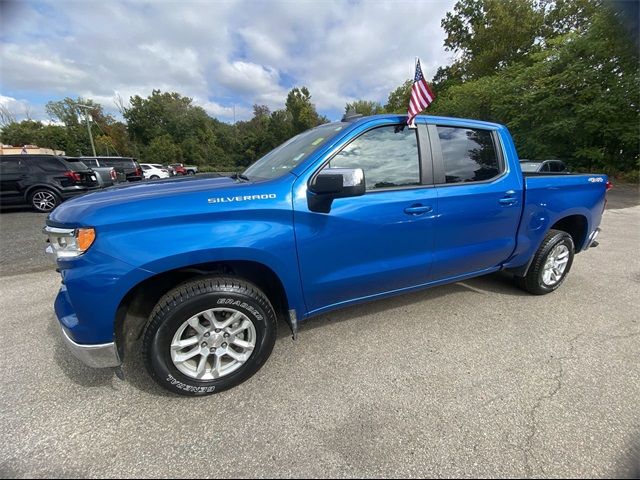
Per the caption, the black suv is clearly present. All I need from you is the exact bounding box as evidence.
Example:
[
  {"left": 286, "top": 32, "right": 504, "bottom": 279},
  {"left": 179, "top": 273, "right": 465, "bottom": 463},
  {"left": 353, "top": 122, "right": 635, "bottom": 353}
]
[
  {"left": 79, "top": 157, "right": 143, "bottom": 182},
  {"left": 0, "top": 155, "right": 99, "bottom": 212}
]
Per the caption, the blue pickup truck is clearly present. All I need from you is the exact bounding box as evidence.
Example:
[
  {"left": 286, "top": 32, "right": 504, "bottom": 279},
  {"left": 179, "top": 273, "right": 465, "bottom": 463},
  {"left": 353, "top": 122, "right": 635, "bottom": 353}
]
[{"left": 44, "top": 114, "right": 608, "bottom": 396}]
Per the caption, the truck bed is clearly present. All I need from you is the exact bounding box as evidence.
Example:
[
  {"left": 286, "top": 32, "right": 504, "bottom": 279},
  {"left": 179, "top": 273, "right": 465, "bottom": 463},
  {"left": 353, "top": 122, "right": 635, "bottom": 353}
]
[{"left": 504, "top": 172, "right": 608, "bottom": 273}]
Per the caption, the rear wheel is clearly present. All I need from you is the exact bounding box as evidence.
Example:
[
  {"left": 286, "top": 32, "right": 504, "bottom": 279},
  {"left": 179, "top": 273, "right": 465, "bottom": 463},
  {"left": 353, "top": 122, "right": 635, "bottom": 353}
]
[
  {"left": 29, "top": 189, "right": 60, "bottom": 212},
  {"left": 143, "top": 277, "right": 277, "bottom": 396},
  {"left": 515, "top": 229, "right": 575, "bottom": 295},
  {"left": 150, "top": 175, "right": 159, "bottom": 179}
]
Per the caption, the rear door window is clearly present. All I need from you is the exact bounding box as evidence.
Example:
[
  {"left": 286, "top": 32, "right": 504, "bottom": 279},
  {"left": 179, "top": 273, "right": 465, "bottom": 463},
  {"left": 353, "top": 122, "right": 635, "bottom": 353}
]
[
  {"left": 25, "top": 157, "right": 67, "bottom": 172},
  {"left": 0, "top": 157, "right": 26, "bottom": 174},
  {"left": 436, "top": 126, "right": 501, "bottom": 183}
]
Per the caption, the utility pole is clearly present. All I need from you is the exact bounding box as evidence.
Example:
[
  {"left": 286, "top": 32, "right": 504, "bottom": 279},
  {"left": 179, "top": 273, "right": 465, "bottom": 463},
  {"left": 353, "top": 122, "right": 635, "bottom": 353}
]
[{"left": 77, "top": 104, "right": 97, "bottom": 157}]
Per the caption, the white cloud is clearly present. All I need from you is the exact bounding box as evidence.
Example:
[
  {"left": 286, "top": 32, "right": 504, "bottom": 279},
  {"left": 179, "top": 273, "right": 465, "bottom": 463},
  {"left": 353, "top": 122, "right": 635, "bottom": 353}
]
[
  {"left": 0, "top": 0, "right": 455, "bottom": 123},
  {"left": 0, "top": 94, "right": 44, "bottom": 121}
]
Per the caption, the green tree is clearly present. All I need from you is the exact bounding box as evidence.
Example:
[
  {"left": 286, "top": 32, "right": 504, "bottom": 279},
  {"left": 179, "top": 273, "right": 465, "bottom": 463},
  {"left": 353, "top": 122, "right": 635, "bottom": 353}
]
[
  {"left": 285, "top": 87, "right": 323, "bottom": 134},
  {"left": 344, "top": 100, "right": 383, "bottom": 116},
  {"left": 45, "top": 97, "right": 126, "bottom": 156},
  {"left": 145, "top": 134, "right": 182, "bottom": 165},
  {"left": 0, "top": 120, "right": 45, "bottom": 146},
  {"left": 383, "top": 80, "right": 413, "bottom": 113},
  {"left": 441, "top": 0, "right": 544, "bottom": 79},
  {"left": 429, "top": 1, "right": 639, "bottom": 174},
  {"left": 123, "top": 90, "right": 221, "bottom": 164}
]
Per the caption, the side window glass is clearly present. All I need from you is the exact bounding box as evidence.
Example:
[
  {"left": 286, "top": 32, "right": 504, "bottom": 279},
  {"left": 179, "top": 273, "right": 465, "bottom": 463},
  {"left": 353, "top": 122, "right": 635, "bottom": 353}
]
[
  {"left": 437, "top": 126, "right": 501, "bottom": 183},
  {"left": 0, "top": 158, "right": 23, "bottom": 174},
  {"left": 28, "top": 158, "right": 67, "bottom": 172},
  {"left": 540, "top": 162, "right": 550, "bottom": 172},
  {"left": 328, "top": 126, "right": 420, "bottom": 190}
]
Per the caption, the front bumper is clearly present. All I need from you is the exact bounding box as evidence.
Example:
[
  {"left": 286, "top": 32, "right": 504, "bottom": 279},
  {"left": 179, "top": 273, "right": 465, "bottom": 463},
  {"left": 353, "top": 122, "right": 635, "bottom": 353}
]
[{"left": 60, "top": 326, "right": 121, "bottom": 368}]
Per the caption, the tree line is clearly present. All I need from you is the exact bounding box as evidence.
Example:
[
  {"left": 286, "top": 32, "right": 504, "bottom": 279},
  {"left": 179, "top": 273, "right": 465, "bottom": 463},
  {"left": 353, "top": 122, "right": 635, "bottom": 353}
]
[{"left": 1, "top": 0, "right": 637, "bottom": 178}]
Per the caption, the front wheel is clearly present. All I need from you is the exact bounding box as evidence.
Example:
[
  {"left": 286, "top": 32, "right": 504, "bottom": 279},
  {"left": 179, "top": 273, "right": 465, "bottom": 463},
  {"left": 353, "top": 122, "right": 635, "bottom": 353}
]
[
  {"left": 150, "top": 175, "right": 159, "bottom": 179},
  {"left": 515, "top": 229, "right": 575, "bottom": 295},
  {"left": 143, "top": 277, "right": 277, "bottom": 396}
]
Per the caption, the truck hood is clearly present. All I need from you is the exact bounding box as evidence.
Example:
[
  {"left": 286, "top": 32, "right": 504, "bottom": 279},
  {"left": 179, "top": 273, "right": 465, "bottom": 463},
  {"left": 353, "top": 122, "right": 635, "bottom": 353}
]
[{"left": 47, "top": 176, "right": 279, "bottom": 227}]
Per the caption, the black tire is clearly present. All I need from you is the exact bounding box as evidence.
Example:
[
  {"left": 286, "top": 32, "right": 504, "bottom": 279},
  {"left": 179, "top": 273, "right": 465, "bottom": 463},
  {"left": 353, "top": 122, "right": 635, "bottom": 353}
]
[
  {"left": 515, "top": 229, "right": 575, "bottom": 295},
  {"left": 143, "top": 277, "right": 277, "bottom": 396},
  {"left": 187, "top": 170, "right": 195, "bottom": 175},
  {"left": 150, "top": 175, "right": 159, "bottom": 179},
  {"left": 29, "top": 188, "right": 60, "bottom": 212}
]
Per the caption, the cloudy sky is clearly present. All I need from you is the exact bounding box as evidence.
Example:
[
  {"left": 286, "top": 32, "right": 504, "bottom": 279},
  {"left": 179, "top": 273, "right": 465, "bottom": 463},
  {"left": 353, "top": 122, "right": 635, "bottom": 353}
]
[{"left": 0, "top": 0, "right": 456, "bottom": 124}]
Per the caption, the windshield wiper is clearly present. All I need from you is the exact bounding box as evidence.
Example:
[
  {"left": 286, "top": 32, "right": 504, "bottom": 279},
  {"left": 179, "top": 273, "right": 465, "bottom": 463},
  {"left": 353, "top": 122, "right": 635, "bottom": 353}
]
[{"left": 230, "top": 172, "right": 250, "bottom": 182}]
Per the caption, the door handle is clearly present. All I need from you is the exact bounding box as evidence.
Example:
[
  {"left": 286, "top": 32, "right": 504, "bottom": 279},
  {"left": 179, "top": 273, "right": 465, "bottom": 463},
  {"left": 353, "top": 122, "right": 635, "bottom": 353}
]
[
  {"left": 499, "top": 191, "right": 518, "bottom": 206},
  {"left": 404, "top": 204, "right": 433, "bottom": 215}
]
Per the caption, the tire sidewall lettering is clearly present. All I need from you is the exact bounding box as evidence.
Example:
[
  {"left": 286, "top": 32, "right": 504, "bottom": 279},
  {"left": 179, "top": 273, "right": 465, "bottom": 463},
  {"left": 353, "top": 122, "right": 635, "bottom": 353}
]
[
  {"left": 146, "top": 285, "right": 274, "bottom": 396},
  {"left": 166, "top": 374, "right": 216, "bottom": 393},
  {"left": 216, "top": 298, "right": 263, "bottom": 321}
]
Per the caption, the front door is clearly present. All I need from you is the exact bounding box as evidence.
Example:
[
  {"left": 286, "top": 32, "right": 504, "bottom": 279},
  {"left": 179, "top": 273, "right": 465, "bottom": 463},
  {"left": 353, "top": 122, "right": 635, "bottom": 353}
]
[{"left": 293, "top": 123, "right": 437, "bottom": 315}]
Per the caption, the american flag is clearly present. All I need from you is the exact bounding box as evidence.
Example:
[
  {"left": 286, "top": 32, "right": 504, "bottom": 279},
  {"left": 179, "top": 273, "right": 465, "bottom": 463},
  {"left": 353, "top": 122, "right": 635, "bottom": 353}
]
[{"left": 407, "top": 58, "right": 435, "bottom": 125}]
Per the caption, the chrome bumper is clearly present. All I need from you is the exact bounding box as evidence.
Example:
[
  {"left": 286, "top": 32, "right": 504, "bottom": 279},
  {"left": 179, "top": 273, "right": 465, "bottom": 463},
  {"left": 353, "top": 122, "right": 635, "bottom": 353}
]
[{"left": 60, "top": 327, "right": 121, "bottom": 368}]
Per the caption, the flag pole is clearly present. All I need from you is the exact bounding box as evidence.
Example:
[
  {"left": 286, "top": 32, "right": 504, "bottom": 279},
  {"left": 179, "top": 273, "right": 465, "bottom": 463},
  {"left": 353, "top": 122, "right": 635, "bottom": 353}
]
[{"left": 408, "top": 56, "right": 419, "bottom": 129}]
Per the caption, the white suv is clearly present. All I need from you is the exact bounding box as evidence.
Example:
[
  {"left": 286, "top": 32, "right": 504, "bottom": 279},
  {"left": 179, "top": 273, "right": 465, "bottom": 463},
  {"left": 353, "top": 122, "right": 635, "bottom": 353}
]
[{"left": 140, "top": 163, "right": 170, "bottom": 180}]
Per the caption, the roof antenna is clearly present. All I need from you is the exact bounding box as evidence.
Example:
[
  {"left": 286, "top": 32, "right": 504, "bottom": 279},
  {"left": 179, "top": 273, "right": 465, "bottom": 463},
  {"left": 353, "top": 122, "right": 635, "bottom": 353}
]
[{"left": 342, "top": 108, "right": 363, "bottom": 122}]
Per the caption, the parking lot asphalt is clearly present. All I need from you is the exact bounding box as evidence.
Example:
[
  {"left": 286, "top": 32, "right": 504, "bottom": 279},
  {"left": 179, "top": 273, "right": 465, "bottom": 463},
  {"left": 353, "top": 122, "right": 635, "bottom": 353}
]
[{"left": 0, "top": 186, "right": 638, "bottom": 478}]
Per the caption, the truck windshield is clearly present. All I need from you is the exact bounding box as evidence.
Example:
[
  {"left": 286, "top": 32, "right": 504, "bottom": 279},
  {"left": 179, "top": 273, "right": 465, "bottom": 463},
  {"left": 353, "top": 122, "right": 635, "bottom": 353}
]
[{"left": 244, "top": 122, "right": 347, "bottom": 181}]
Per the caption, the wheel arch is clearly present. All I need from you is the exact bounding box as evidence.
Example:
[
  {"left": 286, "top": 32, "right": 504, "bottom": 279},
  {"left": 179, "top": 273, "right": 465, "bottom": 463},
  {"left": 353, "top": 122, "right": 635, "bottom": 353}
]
[
  {"left": 24, "top": 183, "right": 62, "bottom": 201},
  {"left": 550, "top": 214, "right": 589, "bottom": 253},
  {"left": 506, "top": 212, "right": 589, "bottom": 277},
  {"left": 114, "top": 260, "right": 290, "bottom": 360}
]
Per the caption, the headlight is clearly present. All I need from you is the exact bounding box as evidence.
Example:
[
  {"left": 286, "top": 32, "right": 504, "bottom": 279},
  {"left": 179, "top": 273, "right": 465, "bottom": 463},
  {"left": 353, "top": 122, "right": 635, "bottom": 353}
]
[{"left": 44, "top": 226, "right": 96, "bottom": 260}]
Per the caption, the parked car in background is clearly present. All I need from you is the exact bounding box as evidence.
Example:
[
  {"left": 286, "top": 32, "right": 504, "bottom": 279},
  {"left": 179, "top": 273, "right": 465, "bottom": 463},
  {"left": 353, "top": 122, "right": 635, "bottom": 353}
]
[
  {"left": 165, "top": 165, "right": 176, "bottom": 176},
  {"left": 0, "top": 154, "right": 99, "bottom": 212},
  {"left": 520, "top": 159, "right": 569, "bottom": 173},
  {"left": 87, "top": 164, "right": 120, "bottom": 188},
  {"left": 184, "top": 165, "right": 199, "bottom": 175},
  {"left": 81, "top": 157, "right": 126, "bottom": 184},
  {"left": 80, "top": 157, "right": 143, "bottom": 182},
  {"left": 140, "top": 163, "right": 170, "bottom": 179},
  {"left": 169, "top": 163, "right": 187, "bottom": 175}
]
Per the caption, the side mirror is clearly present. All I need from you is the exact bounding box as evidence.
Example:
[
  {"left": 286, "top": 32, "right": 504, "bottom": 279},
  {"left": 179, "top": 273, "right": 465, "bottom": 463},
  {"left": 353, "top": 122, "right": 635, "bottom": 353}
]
[{"left": 307, "top": 168, "right": 365, "bottom": 213}]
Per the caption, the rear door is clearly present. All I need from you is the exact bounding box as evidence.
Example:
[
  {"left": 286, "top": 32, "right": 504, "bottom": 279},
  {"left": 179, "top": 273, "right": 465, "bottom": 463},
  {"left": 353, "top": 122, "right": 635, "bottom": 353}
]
[
  {"left": 429, "top": 123, "right": 523, "bottom": 280},
  {"left": 0, "top": 157, "right": 29, "bottom": 203},
  {"left": 293, "top": 122, "right": 438, "bottom": 314}
]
